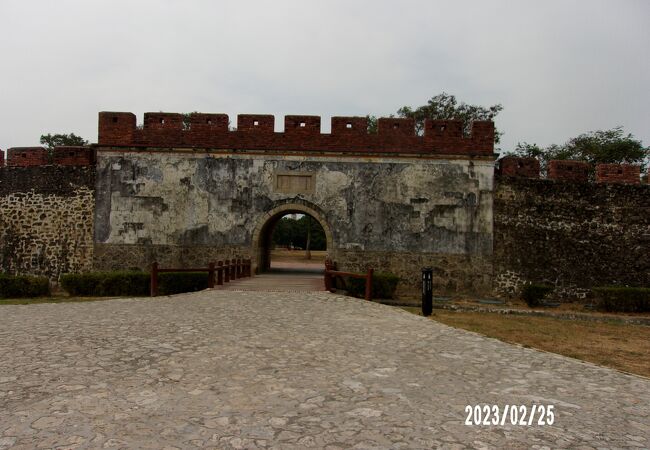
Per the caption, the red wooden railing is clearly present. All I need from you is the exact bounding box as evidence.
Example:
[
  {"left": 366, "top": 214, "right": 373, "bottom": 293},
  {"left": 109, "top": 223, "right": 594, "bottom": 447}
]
[
  {"left": 150, "top": 258, "right": 251, "bottom": 297},
  {"left": 324, "top": 259, "right": 373, "bottom": 301}
]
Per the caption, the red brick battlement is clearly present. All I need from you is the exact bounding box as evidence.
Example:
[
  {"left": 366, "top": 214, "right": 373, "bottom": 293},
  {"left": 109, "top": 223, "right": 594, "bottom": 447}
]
[
  {"left": 7, "top": 147, "right": 48, "bottom": 167},
  {"left": 497, "top": 156, "right": 540, "bottom": 178},
  {"left": 497, "top": 156, "right": 644, "bottom": 184},
  {"left": 52, "top": 146, "right": 95, "bottom": 166},
  {"left": 97, "top": 112, "right": 495, "bottom": 156},
  {"left": 6, "top": 146, "right": 94, "bottom": 167},
  {"left": 595, "top": 163, "right": 640, "bottom": 185},
  {"left": 548, "top": 160, "right": 590, "bottom": 182}
]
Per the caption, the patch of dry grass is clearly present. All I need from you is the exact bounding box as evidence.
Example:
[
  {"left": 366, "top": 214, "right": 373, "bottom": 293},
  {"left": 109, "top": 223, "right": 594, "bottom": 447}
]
[
  {"left": 405, "top": 308, "right": 650, "bottom": 378},
  {"left": 457, "top": 298, "right": 650, "bottom": 317}
]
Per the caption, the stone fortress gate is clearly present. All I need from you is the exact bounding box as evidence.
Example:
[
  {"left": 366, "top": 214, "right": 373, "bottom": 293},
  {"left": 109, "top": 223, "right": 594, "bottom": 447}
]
[
  {"left": 2, "top": 111, "right": 647, "bottom": 300},
  {"left": 94, "top": 112, "right": 496, "bottom": 294}
]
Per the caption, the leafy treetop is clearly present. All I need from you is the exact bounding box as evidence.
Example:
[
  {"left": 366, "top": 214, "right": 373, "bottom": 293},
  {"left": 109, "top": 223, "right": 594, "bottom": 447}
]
[
  {"left": 40, "top": 133, "right": 88, "bottom": 149},
  {"left": 367, "top": 93, "right": 503, "bottom": 145}
]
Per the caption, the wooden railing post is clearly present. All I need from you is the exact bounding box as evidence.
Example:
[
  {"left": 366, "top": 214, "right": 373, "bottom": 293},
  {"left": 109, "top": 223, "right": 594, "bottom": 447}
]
[
  {"left": 230, "top": 258, "right": 236, "bottom": 280},
  {"left": 150, "top": 261, "right": 158, "bottom": 297},
  {"left": 236, "top": 258, "right": 241, "bottom": 278},
  {"left": 224, "top": 260, "right": 230, "bottom": 283},
  {"left": 217, "top": 260, "right": 223, "bottom": 285},
  {"left": 208, "top": 262, "right": 215, "bottom": 288},
  {"left": 365, "top": 268, "right": 373, "bottom": 301},
  {"left": 324, "top": 270, "right": 331, "bottom": 291}
]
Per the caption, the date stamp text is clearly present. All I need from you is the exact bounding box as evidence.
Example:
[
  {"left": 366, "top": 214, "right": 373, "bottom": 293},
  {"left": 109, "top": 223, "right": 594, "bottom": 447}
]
[{"left": 464, "top": 404, "right": 555, "bottom": 426}]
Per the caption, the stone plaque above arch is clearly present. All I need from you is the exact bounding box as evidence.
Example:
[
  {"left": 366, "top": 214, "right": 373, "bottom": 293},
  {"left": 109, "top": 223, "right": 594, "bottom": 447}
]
[{"left": 274, "top": 171, "right": 315, "bottom": 194}]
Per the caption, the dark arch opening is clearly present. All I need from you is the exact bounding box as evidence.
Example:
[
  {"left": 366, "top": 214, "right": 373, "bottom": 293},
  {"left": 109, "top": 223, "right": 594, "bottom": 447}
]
[
  {"left": 258, "top": 212, "right": 327, "bottom": 274},
  {"left": 252, "top": 202, "right": 334, "bottom": 275}
]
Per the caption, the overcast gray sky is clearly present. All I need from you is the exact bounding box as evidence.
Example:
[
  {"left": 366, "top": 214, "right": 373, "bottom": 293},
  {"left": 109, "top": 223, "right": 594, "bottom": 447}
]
[{"left": 1, "top": 0, "right": 648, "bottom": 152}]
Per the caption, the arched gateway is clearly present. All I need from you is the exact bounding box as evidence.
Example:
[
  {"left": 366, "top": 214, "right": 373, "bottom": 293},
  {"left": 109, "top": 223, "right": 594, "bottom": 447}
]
[
  {"left": 93, "top": 111, "right": 495, "bottom": 296},
  {"left": 252, "top": 201, "right": 333, "bottom": 274}
]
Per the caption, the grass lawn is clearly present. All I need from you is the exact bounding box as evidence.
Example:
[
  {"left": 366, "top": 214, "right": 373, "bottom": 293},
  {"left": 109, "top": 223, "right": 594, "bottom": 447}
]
[
  {"left": 0, "top": 296, "right": 125, "bottom": 306},
  {"left": 403, "top": 308, "right": 650, "bottom": 378},
  {"left": 271, "top": 249, "right": 327, "bottom": 263}
]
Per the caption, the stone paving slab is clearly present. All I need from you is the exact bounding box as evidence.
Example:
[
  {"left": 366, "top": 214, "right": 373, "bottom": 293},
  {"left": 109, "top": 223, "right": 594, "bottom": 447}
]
[{"left": 0, "top": 290, "right": 648, "bottom": 449}]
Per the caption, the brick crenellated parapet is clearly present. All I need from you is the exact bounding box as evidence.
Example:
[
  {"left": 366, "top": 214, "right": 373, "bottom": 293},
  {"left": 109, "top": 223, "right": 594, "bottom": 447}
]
[
  {"left": 97, "top": 111, "right": 495, "bottom": 156},
  {"left": 5, "top": 146, "right": 94, "bottom": 167},
  {"left": 595, "top": 163, "right": 641, "bottom": 185},
  {"left": 548, "top": 160, "right": 590, "bottom": 182},
  {"left": 52, "top": 146, "right": 95, "bottom": 166},
  {"left": 497, "top": 156, "right": 644, "bottom": 184},
  {"left": 7, "top": 147, "right": 48, "bottom": 167},
  {"left": 496, "top": 156, "right": 540, "bottom": 178}
]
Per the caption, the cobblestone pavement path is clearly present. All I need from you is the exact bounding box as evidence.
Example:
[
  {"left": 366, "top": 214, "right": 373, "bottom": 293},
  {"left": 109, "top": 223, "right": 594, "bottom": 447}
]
[
  {"left": 1, "top": 290, "right": 649, "bottom": 449},
  {"left": 222, "top": 271, "right": 325, "bottom": 292}
]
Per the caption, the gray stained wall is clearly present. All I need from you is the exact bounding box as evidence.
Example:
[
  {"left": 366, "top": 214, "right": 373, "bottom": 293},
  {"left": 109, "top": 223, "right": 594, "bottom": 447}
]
[
  {"left": 0, "top": 166, "right": 95, "bottom": 279},
  {"left": 94, "top": 151, "right": 495, "bottom": 296}
]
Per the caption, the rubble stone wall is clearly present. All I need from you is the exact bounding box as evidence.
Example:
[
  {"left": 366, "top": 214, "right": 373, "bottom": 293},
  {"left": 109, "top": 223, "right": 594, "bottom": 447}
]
[
  {"left": 0, "top": 166, "right": 95, "bottom": 279},
  {"left": 494, "top": 175, "right": 649, "bottom": 298}
]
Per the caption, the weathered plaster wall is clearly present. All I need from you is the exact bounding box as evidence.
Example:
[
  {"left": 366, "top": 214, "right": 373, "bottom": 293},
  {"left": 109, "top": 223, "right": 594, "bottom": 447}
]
[
  {"left": 94, "top": 150, "right": 494, "bottom": 295},
  {"left": 0, "top": 166, "right": 95, "bottom": 279},
  {"left": 494, "top": 176, "right": 650, "bottom": 298}
]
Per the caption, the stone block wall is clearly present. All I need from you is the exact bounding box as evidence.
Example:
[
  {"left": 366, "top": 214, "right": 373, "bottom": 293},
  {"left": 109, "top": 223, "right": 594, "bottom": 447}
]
[
  {"left": 0, "top": 166, "right": 95, "bottom": 279},
  {"left": 93, "top": 243, "right": 248, "bottom": 273},
  {"left": 337, "top": 250, "right": 493, "bottom": 299},
  {"left": 494, "top": 175, "right": 649, "bottom": 298}
]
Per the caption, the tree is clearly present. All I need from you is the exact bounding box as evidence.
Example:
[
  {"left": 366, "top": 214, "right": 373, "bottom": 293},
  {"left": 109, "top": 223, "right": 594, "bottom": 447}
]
[
  {"left": 513, "top": 127, "right": 649, "bottom": 173},
  {"left": 40, "top": 133, "right": 88, "bottom": 149},
  {"left": 366, "top": 115, "right": 378, "bottom": 134},
  {"left": 271, "top": 215, "right": 326, "bottom": 251},
  {"left": 305, "top": 215, "right": 312, "bottom": 260},
  {"left": 182, "top": 111, "right": 235, "bottom": 131},
  {"left": 395, "top": 92, "right": 503, "bottom": 144},
  {"left": 182, "top": 112, "right": 195, "bottom": 130}
]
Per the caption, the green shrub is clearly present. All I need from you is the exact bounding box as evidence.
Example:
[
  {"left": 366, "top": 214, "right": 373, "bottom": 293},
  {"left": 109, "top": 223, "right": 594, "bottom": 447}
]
[
  {"left": 60, "top": 271, "right": 149, "bottom": 296},
  {"left": 60, "top": 270, "right": 210, "bottom": 297},
  {"left": 60, "top": 272, "right": 99, "bottom": 296},
  {"left": 593, "top": 287, "right": 650, "bottom": 313},
  {"left": 521, "top": 283, "right": 553, "bottom": 307},
  {"left": 0, "top": 274, "right": 50, "bottom": 298},
  {"left": 158, "top": 272, "right": 209, "bottom": 295},
  {"left": 346, "top": 272, "right": 400, "bottom": 299}
]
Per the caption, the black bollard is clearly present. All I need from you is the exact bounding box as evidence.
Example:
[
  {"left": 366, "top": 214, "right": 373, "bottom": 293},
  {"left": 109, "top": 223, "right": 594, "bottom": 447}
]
[{"left": 422, "top": 267, "right": 433, "bottom": 316}]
